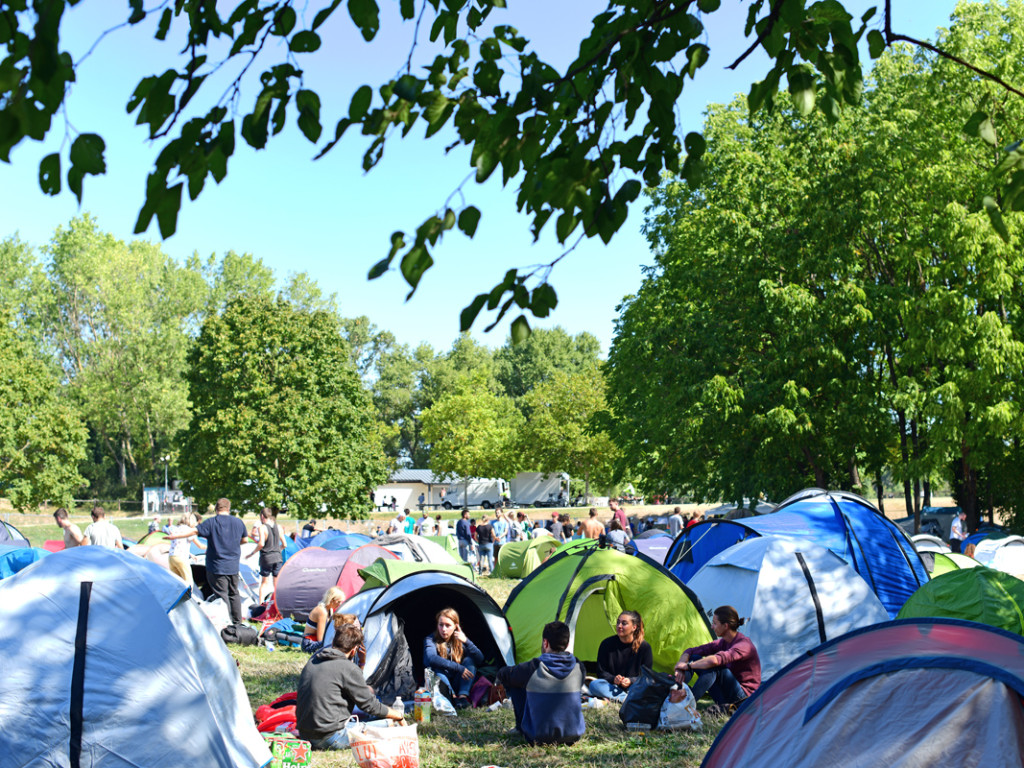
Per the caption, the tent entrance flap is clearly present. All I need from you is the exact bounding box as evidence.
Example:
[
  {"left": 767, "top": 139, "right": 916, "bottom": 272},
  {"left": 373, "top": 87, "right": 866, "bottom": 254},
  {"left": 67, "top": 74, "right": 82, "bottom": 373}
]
[{"left": 565, "top": 575, "right": 615, "bottom": 658}]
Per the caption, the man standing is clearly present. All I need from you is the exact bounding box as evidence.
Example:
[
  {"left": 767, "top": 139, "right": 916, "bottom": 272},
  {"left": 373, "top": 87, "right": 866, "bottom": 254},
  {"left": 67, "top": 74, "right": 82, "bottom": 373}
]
[
  {"left": 296, "top": 624, "right": 404, "bottom": 750},
  {"left": 950, "top": 510, "right": 968, "bottom": 553},
  {"left": 579, "top": 509, "right": 604, "bottom": 539},
  {"left": 84, "top": 507, "right": 124, "bottom": 549},
  {"left": 54, "top": 507, "right": 85, "bottom": 548},
  {"left": 415, "top": 509, "right": 436, "bottom": 536},
  {"left": 476, "top": 513, "right": 495, "bottom": 575},
  {"left": 610, "top": 500, "right": 629, "bottom": 534},
  {"left": 549, "top": 511, "right": 565, "bottom": 542},
  {"left": 253, "top": 507, "right": 286, "bottom": 604},
  {"left": 402, "top": 509, "right": 416, "bottom": 535},
  {"left": 388, "top": 510, "right": 405, "bottom": 535},
  {"left": 169, "top": 497, "right": 247, "bottom": 623},
  {"left": 668, "top": 507, "right": 685, "bottom": 538},
  {"left": 496, "top": 621, "right": 586, "bottom": 745},
  {"left": 456, "top": 508, "right": 473, "bottom": 563},
  {"left": 418, "top": 491, "right": 426, "bottom": 511}
]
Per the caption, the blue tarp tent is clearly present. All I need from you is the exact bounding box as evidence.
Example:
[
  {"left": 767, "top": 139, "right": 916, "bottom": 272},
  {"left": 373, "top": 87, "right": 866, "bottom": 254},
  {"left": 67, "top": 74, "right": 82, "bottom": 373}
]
[
  {"left": 0, "top": 544, "right": 48, "bottom": 578},
  {"left": 665, "top": 488, "right": 928, "bottom": 618}
]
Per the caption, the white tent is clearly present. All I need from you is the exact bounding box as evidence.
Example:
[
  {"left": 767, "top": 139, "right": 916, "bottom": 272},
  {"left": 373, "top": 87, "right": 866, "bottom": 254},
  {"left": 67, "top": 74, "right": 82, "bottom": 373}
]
[
  {"left": 911, "top": 533, "right": 950, "bottom": 554},
  {"left": 687, "top": 536, "right": 889, "bottom": 680},
  {"left": 0, "top": 547, "right": 270, "bottom": 768},
  {"left": 373, "top": 533, "right": 459, "bottom": 564},
  {"left": 974, "top": 535, "right": 1024, "bottom": 576}
]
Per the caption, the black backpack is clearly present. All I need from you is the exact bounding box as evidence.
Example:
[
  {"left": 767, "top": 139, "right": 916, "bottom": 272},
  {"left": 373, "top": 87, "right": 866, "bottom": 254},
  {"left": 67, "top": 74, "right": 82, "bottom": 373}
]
[{"left": 221, "top": 622, "right": 260, "bottom": 646}]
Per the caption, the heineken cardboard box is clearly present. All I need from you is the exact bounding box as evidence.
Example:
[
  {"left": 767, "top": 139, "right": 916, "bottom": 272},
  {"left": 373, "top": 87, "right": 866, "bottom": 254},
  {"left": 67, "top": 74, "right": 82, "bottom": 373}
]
[{"left": 262, "top": 733, "right": 312, "bottom": 767}]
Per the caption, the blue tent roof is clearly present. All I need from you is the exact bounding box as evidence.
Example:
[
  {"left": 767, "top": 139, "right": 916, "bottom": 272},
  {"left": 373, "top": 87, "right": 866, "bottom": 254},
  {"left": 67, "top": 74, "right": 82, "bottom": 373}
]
[
  {"left": 665, "top": 489, "right": 928, "bottom": 618},
  {"left": 0, "top": 545, "right": 48, "bottom": 579}
]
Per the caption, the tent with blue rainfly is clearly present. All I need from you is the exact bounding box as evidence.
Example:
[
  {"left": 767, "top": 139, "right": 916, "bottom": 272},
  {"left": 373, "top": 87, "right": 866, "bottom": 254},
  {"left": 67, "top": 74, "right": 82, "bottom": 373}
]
[
  {"left": 0, "top": 518, "right": 30, "bottom": 547},
  {"left": 0, "top": 544, "right": 48, "bottom": 579},
  {"left": 310, "top": 530, "right": 372, "bottom": 552},
  {"left": 0, "top": 547, "right": 271, "bottom": 768},
  {"left": 687, "top": 536, "right": 889, "bottom": 680},
  {"left": 665, "top": 489, "right": 928, "bottom": 618},
  {"left": 503, "top": 539, "right": 712, "bottom": 671},
  {"left": 701, "top": 619, "right": 1024, "bottom": 768}
]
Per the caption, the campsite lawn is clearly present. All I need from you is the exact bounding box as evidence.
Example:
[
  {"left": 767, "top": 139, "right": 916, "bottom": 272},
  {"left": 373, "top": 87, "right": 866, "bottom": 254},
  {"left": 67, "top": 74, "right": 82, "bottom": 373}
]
[
  {"left": 233, "top": 571, "right": 725, "bottom": 768},
  {"left": 235, "top": 644, "right": 724, "bottom": 768}
]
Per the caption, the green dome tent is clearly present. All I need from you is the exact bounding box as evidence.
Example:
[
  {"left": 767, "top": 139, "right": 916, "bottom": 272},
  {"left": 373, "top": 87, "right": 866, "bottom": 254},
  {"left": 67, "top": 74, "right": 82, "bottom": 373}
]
[
  {"left": 503, "top": 540, "right": 712, "bottom": 671},
  {"left": 927, "top": 551, "right": 981, "bottom": 577},
  {"left": 357, "top": 558, "right": 475, "bottom": 590},
  {"left": 897, "top": 567, "right": 1024, "bottom": 635},
  {"left": 493, "top": 537, "right": 560, "bottom": 578}
]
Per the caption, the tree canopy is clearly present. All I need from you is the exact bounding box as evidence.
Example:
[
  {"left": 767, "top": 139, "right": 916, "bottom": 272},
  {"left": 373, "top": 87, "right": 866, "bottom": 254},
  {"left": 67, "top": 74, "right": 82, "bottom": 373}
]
[
  {"left": 3, "top": 0, "right": 1022, "bottom": 335},
  {"left": 608, "top": 6, "right": 1024, "bottom": 527},
  {"left": 178, "top": 295, "right": 390, "bottom": 516}
]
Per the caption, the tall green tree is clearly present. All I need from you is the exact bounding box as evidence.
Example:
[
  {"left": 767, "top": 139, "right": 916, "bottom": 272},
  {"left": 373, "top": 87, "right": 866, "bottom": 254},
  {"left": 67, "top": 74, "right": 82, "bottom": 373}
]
[
  {"left": 519, "top": 369, "right": 618, "bottom": 499},
  {"left": 420, "top": 370, "right": 523, "bottom": 502},
  {"left": 493, "top": 327, "right": 601, "bottom": 402},
  {"left": 5, "top": 1, "right": 1020, "bottom": 334},
  {"left": 44, "top": 215, "right": 205, "bottom": 493},
  {"left": 178, "top": 296, "right": 389, "bottom": 516},
  {"left": 0, "top": 313, "right": 87, "bottom": 509}
]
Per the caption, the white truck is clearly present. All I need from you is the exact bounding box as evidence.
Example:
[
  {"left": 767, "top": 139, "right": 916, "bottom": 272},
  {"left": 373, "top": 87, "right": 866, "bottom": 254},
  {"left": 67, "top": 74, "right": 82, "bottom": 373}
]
[
  {"left": 510, "top": 472, "right": 570, "bottom": 507},
  {"left": 441, "top": 477, "right": 510, "bottom": 510}
]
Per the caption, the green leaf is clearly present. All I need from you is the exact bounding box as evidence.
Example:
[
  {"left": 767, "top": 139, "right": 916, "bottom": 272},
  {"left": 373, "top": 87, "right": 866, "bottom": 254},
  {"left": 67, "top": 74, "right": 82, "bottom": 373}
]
[
  {"left": 313, "top": 0, "right": 343, "bottom": 30},
  {"left": 474, "top": 148, "right": 498, "bottom": 182},
  {"left": 39, "top": 153, "right": 61, "bottom": 195},
  {"left": 510, "top": 315, "right": 531, "bottom": 345},
  {"left": 400, "top": 244, "right": 433, "bottom": 293},
  {"left": 684, "top": 132, "right": 706, "bottom": 157},
  {"left": 867, "top": 29, "right": 885, "bottom": 59},
  {"left": 348, "top": 0, "right": 380, "bottom": 41},
  {"left": 272, "top": 6, "right": 297, "bottom": 36},
  {"left": 697, "top": 0, "right": 721, "bottom": 10},
  {"left": 368, "top": 257, "right": 391, "bottom": 279},
  {"left": 349, "top": 85, "right": 373, "bottom": 120},
  {"left": 70, "top": 134, "right": 106, "bottom": 176},
  {"left": 983, "top": 196, "right": 1010, "bottom": 242},
  {"left": 296, "top": 89, "right": 322, "bottom": 142},
  {"left": 128, "top": 0, "right": 145, "bottom": 24},
  {"left": 393, "top": 75, "right": 423, "bottom": 102},
  {"left": 155, "top": 7, "right": 172, "bottom": 40},
  {"left": 460, "top": 294, "right": 487, "bottom": 331},
  {"left": 289, "top": 31, "right": 321, "bottom": 52},
  {"left": 458, "top": 206, "right": 481, "bottom": 237},
  {"left": 788, "top": 67, "right": 816, "bottom": 116},
  {"left": 531, "top": 283, "right": 558, "bottom": 318}
]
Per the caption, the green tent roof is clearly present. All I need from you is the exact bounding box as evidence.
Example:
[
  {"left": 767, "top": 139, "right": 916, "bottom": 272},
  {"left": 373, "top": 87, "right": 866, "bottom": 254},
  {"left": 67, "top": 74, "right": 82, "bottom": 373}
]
[
  {"left": 503, "top": 540, "right": 712, "bottom": 671},
  {"left": 930, "top": 551, "right": 980, "bottom": 577},
  {"left": 357, "top": 558, "right": 475, "bottom": 591},
  {"left": 898, "top": 567, "right": 1024, "bottom": 635},
  {"left": 493, "top": 537, "right": 560, "bottom": 579}
]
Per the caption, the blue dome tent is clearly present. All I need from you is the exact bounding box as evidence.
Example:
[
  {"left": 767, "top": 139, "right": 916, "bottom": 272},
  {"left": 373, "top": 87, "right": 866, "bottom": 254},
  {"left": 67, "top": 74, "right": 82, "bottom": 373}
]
[{"left": 665, "top": 489, "right": 928, "bottom": 618}]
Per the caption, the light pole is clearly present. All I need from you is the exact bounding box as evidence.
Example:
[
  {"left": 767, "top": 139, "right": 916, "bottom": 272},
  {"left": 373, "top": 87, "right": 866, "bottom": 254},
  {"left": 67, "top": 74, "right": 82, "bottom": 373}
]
[{"left": 162, "top": 455, "right": 170, "bottom": 514}]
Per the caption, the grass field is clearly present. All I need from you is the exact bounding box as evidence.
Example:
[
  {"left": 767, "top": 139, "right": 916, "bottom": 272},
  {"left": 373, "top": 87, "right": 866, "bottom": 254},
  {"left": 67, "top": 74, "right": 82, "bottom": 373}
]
[{"left": 234, "top": 574, "right": 726, "bottom": 768}]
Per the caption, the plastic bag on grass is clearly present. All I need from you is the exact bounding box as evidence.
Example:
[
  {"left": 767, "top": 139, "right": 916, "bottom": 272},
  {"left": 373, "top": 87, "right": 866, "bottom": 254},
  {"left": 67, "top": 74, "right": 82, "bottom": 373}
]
[
  {"left": 658, "top": 684, "right": 702, "bottom": 731},
  {"left": 620, "top": 666, "right": 675, "bottom": 729},
  {"left": 348, "top": 722, "right": 419, "bottom": 768}
]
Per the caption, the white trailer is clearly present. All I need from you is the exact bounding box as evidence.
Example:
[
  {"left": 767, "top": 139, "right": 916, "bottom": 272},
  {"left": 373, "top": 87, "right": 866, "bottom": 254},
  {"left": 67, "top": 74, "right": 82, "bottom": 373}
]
[
  {"left": 440, "top": 477, "right": 510, "bottom": 509},
  {"left": 510, "top": 472, "right": 570, "bottom": 506}
]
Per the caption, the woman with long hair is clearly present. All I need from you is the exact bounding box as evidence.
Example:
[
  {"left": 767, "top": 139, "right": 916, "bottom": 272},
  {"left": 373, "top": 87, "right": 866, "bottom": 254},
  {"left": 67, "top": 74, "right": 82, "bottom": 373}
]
[
  {"left": 423, "top": 607, "right": 484, "bottom": 709},
  {"left": 302, "top": 587, "right": 346, "bottom": 654},
  {"left": 589, "top": 610, "right": 653, "bottom": 702},
  {"left": 675, "top": 605, "right": 761, "bottom": 717}
]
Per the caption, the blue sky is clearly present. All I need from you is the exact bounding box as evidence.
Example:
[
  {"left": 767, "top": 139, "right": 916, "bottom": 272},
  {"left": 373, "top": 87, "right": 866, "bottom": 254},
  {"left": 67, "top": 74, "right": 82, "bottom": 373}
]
[{"left": 1, "top": 0, "right": 959, "bottom": 354}]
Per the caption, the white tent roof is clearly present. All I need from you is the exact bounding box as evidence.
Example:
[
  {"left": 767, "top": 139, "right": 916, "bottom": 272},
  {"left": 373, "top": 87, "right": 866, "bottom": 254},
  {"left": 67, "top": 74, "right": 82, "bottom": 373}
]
[
  {"left": 975, "top": 536, "right": 1024, "bottom": 575},
  {"left": 0, "top": 547, "right": 270, "bottom": 768},
  {"left": 912, "top": 533, "right": 951, "bottom": 553},
  {"left": 688, "top": 536, "right": 889, "bottom": 680}
]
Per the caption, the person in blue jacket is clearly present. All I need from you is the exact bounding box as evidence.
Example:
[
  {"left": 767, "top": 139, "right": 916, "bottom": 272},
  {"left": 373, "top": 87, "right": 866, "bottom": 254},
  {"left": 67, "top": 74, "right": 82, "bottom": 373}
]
[
  {"left": 496, "top": 621, "right": 586, "bottom": 745},
  {"left": 424, "top": 607, "right": 484, "bottom": 709}
]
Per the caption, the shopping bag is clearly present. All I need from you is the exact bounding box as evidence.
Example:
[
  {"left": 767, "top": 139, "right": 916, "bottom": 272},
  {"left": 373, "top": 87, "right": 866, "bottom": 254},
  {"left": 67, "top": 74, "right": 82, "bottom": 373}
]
[
  {"left": 657, "top": 684, "right": 702, "bottom": 731},
  {"left": 619, "top": 666, "right": 675, "bottom": 728},
  {"left": 348, "top": 722, "right": 420, "bottom": 768}
]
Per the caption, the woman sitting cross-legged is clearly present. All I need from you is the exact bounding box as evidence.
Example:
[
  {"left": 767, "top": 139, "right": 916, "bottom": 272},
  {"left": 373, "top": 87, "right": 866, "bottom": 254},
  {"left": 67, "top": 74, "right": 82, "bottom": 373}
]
[
  {"left": 424, "top": 607, "right": 484, "bottom": 709},
  {"left": 589, "top": 610, "right": 653, "bottom": 702},
  {"left": 675, "top": 605, "right": 761, "bottom": 717}
]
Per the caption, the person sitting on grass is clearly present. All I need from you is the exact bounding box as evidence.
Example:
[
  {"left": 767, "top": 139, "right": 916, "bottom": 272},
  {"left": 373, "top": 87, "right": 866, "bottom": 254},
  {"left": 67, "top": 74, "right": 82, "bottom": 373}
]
[
  {"left": 589, "top": 610, "right": 653, "bottom": 703},
  {"left": 296, "top": 624, "right": 404, "bottom": 750},
  {"left": 496, "top": 620, "right": 586, "bottom": 746},
  {"left": 302, "top": 587, "right": 346, "bottom": 654},
  {"left": 675, "top": 605, "right": 761, "bottom": 717},
  {"left": 424, "top": 607, "right": 484, "bottom": 709}
]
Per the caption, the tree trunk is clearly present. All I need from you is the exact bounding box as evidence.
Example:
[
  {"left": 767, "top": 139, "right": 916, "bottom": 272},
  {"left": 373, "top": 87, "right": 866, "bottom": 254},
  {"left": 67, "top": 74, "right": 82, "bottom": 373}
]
[
  {"left": 802, "top": 446, "right": 827, "bottom": 489},
  {"left": 896, "top": 409, "right": 915, "bottom": 533},
  {"left": 923, "top": 479, "right": 931, "bottom": 509},
  {"left": 585, "top": 472, "right": 590, "bottom": 503},
  {"left": 849, "top": 457, "right": 861, "bottom": 491},
  {"left": 910, "top": 419, "right": 922, "bottom": 528},
  {"left": 959, "top": 442, "right": 979, "bottom": 531},
  {"left": 875, "top": 470, "right": 885, "bottom": 514}
]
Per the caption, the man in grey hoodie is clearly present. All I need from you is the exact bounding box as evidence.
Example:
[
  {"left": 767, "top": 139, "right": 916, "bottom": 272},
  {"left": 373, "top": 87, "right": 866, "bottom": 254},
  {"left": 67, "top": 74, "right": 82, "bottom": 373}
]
[
  {"left": 496, "top": 621, "right": 586, "bottom": 745},
  {"left": 296, "top": 624, "right": 404, "bottom": 750}
]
